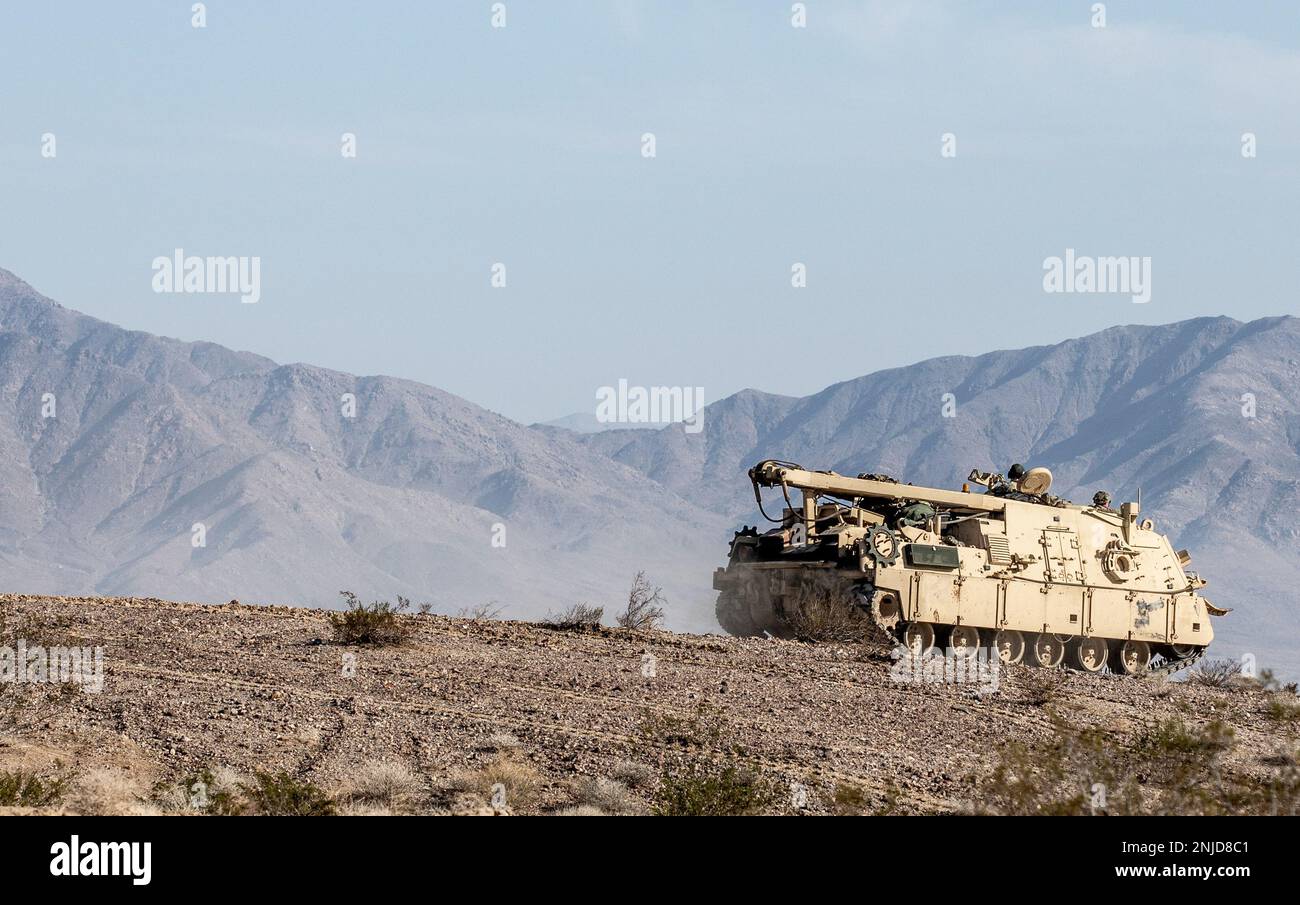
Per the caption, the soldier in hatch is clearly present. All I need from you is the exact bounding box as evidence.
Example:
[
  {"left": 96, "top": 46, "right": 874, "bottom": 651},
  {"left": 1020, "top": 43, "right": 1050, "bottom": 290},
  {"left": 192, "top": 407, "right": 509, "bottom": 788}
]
[
  {"left": 1092, "top": 490, "right": 1113, "bottom": 510},
  {"left": 991, "top": 463, "right": 1067, "bottom": 507},
  {"left": 988, "top": 464, "right": 1024, "bottom": 497}
]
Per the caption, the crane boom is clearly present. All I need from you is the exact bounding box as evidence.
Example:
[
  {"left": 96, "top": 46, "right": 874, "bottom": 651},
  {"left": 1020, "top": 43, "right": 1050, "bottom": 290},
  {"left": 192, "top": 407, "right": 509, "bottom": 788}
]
[{"left": 749, "top": 460, "right": 1007, "bottom": 513}]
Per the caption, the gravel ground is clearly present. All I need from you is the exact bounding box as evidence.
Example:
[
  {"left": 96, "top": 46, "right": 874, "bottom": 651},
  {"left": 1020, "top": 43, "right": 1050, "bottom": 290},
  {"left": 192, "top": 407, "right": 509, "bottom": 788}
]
[{"left": 1, "top": 593, "right": 1294, "bottom": 815}]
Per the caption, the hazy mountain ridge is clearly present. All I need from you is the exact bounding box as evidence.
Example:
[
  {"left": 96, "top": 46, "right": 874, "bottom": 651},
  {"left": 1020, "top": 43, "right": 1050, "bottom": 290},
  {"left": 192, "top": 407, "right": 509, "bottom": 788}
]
[
  {"left": 535, "top": 411, "right": 668, "bottom": 433},
  {"left": 0, "top": 269, "right": 728, "bottom": 627}
]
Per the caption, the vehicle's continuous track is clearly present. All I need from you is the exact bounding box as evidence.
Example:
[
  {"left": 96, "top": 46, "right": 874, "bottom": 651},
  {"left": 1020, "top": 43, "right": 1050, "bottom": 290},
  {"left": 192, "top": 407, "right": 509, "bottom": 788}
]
[{"left": 723, "top": 575, "right": 1207, "bottom": 678}]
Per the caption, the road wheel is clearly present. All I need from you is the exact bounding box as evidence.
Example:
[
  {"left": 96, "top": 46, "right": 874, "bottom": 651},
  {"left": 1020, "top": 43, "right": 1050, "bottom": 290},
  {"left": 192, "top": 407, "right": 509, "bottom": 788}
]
[
  {"left": 1071, "top": 636, "right": 1108, "bottom": 673},
  {"left": 1027, "top": 633, "right": 1065, "bottom": 669},
  {"left": 949, "top": 624, "right": 980, "bottom": 657},
  {"left": 993, "top": 629, "right": 1025, "bottom": 665},
  {"left": 903, "top": 622, "right": 937, "bottom": 657},
  {"left": 1112, "top": 640, "right": 1151, "bottom": 676}
]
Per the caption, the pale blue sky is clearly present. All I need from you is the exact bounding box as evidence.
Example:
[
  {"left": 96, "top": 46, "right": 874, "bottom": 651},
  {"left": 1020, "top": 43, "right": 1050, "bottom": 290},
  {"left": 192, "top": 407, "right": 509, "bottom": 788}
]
[{"left": 2, "top": 1, "right": 1298, "bottom": 423}]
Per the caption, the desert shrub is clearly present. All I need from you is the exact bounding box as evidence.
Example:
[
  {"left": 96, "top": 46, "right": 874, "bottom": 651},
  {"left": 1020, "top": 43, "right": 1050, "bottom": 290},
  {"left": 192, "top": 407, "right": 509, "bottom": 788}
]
[
  {"left": 653, "top": 760, "right": 781, "bottom": 816},
  {"left": 1018, "top": 668, "right": 1067, "bottom": 707},
  {"left": 1266, "top": 695, "right": 1300, "bottom": 723},
  {"left": 829, "top": 781, "right": 901, "bottom": 815},
  {"left": 554, "top": 804, "right": 606, "bottom": 816},
  {"left": 241, "top": 771, "right": 335, "bottom": 816},
  {"left": 1256, "top": 669, "right": 1299, "bottom": 695},
  {"left": 974, "top": 715, "right": 1297, "bottom": 816},
  {"left": 782, "top": 579, "right": 871, "bottom": 642},
  {"left": 638, "top": 703, "right": 726, "bottom": 749},
  {"left": 616, "top": 572, "right": 666, "bottom": 631},
  {"left": 0, "top": 769, "right": 67, "bottom": 807},
  {"left": 67, "top": 769, "right": 159, "bottom": 816},
  {"left": 157, "top": 767, "right": 247, "bottom": 815},
  {"left": 609, "top": 759, "right": 656, "bottom": 789},
  {"left": 337, "top": 761, "right": 423, "bottom": 812},
  {"left": 977, "top": 717, "right": 1143, "bottom": 816},
  {"left": 1188, "top": 658, "right": 1241, "bottom": 688},
  {"left": 200, "top": 766, "right": 248, "bottom": 815},
  {"left": 540, "top": 603, "right": 604, "bottom": 630},
  {"left": 457, "top": 602, "right": 505, "bottom": 621},
  {"left": 329, "top": 591, "right": 411, "bottom": 646},
  {"left": 832, "top": 782, "right": 869, "bottom": 815},
  {"left": 336, "top": 802, "right": 394, "bottom": 816},
  {"left": 447, "top": 754, "right": 542, "bottom": 813},
  {"left": 639, "top": 702, "right": 782, "bottom": 816},
  {"left": 1253, "top": 768, "right": 1300, "bottom": 816},
  {"left": 1134, "top": 717, "right": 1233, "bottom": 762},
  {"left": 571, "top": 776, "right": 644, "bottom": 815}
]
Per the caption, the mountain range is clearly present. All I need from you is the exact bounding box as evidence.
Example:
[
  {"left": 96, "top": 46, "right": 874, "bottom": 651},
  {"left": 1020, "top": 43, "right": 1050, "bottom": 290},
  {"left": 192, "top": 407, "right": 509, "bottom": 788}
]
[
  {"left": 1, "top": 267, "right": 1296, "bottom": 673},
  {"left": 0, "top": 268, "right": 728, "bottom": 629}
]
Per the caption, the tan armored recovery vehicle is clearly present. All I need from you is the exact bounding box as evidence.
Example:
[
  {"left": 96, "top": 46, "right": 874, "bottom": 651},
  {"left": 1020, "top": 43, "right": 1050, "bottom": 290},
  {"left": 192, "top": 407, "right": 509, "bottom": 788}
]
[{"left": 713, "top": 460, "right": 1225, "bottom": 676}]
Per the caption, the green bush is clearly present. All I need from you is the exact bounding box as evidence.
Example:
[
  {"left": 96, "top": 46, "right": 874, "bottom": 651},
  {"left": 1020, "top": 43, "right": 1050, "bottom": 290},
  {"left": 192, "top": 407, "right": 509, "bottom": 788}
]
[
  {"left": 180, "top": 768, "right": 247, "bottom": 816},
  {"left": 1265, "top": 695, "right": 1300, "bottom": 723},
  {"left": 638, "top": 703, "right": 725, "bottom": 749},
  {"left": 640, "top": 703, "right": 782, "bottom": 816},
  {"left": 975, "top": 715, "right": 1298, "bottom": 816},
  {"left": 653, "top": 760, "right": 781, "bottom": 816},
  {"left": 0, "top": 770, "right": 67, "bottom": 807},
  {"left": 540, "top": 603, "right": 604, "bottom": 630},
  {"left": 329, "top": 591, "right": 411, "bottom": 646},
  {"left": 241, "top": 771, "right": 335, "bottom": 816}
]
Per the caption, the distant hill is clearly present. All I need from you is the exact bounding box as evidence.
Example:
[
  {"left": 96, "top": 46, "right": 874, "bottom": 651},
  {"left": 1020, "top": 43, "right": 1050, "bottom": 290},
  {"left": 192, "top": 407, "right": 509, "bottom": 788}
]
[
  {"left": 534, "top": 411, "right": 666, "bottom": 434},
  {"left": 0, "top": 268, "right": 727, "bottom": 628}
]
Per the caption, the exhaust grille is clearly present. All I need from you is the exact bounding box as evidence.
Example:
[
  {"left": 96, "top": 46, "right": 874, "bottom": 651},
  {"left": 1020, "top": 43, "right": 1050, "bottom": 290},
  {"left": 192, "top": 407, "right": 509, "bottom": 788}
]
[{"left": 986, "top": 534, "right": 1012, "bottom": 564}]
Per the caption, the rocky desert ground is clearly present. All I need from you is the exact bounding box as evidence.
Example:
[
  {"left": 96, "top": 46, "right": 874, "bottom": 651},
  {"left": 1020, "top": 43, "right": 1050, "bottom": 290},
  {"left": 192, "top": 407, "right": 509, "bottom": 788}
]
[{"left": 1, "top": 592, "right": 1297, "bottom": 816}]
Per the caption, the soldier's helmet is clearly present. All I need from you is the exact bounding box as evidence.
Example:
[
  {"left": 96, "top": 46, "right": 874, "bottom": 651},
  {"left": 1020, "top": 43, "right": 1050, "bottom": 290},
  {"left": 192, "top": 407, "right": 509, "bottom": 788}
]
[
  {"left": 1007, "top": 463, "right": 1026, "bottom": 482},
  {"left": 1092, "top": 490, "right": 1111, "bottom": 508}
]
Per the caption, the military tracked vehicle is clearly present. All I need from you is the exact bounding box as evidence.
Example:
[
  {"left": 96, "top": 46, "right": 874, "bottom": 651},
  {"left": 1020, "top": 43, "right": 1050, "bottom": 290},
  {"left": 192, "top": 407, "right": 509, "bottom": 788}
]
[{"left": 713, "top": 460, "right": 1225, "bottom": 676}]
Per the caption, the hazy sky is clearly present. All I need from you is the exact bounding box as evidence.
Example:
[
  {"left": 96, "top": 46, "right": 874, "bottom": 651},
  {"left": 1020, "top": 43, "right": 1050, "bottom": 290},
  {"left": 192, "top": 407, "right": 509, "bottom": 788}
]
[{"left": 2, "top": 1, "right": 1298, "bottom": 424}]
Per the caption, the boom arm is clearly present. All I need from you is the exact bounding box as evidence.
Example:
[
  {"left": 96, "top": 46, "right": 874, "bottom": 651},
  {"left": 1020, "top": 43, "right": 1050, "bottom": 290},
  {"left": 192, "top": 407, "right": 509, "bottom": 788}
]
[{"left": 750, "top": 460, "right": 1007, "bottom": 513}]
